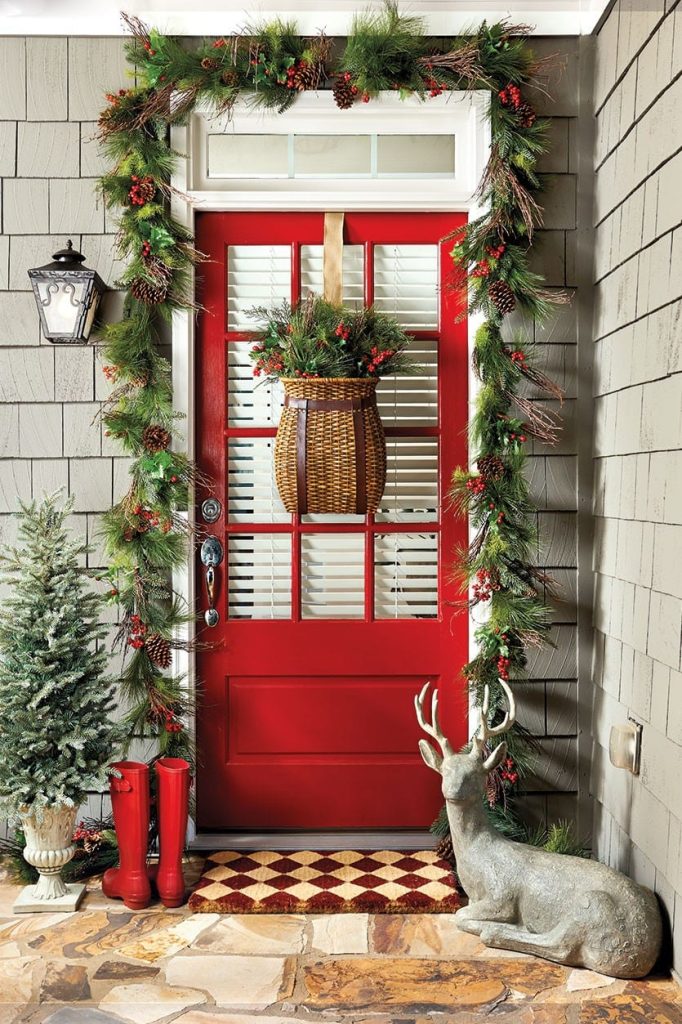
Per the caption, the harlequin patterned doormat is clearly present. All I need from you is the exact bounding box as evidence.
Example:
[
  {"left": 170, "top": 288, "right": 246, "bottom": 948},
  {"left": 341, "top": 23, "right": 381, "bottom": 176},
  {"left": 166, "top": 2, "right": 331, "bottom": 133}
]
[{"left": 188, "top": 850, "right": 463, "bottom": 913}]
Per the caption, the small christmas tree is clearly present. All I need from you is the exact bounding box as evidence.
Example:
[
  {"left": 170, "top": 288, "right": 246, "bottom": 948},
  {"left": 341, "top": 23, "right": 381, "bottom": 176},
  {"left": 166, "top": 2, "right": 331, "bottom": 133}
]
[{"left": 0, "top": 494, "right": 120, "bottom": 816}]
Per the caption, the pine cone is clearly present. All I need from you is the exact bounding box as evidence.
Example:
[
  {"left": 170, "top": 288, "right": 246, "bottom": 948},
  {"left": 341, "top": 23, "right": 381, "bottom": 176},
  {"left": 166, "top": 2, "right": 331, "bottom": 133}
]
[
  {"left": 517, "top": 102, "right": 537, "bottom": 128},
  {"left": 293, "top": 60, "right": 321, "bottom": 92},
  {"left": 145, "top": 632, "right": 172, "bottom": 669},
  {"left": 142, "top": 424, "right": 172, "bottom": 452},
  {"left": 131, "top": 256, "right": 171, "bottom": 306},
  {"left": 128, "top": 176, "right": 156, "bottom": 207},
  {"left": 221, "top": 68, "right": 239, "bottom": 87},
  {"left": 333, "top": 74, "right": 356, "bottom": 109},
  {"left": 201, "top": 56, "right": 219, "bottom": 71},
  {"left": 130, "top": 276, "right": 168, "bottom": 305},
  {"left": 477, "top": 454, "right": 505, "bottom": 481},
  {"left": 488, "top": 279, "right": 516, "bottom": 316},
  {"left": 436, "top": 834, "right": 455, "bottom": 865}
]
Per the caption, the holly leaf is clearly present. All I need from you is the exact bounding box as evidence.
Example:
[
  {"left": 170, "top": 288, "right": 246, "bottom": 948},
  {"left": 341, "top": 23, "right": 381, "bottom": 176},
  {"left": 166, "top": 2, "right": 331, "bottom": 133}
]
[
  {"left": 150, "top": 225, "right": 175, "bottom": 250},
  {"left": 139, "top": 451, "right": 173, "bottom": 479}
]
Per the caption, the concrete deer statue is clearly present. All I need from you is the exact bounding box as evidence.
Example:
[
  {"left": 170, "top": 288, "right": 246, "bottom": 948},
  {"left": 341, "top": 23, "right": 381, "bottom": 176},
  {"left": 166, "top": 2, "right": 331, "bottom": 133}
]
[{"left": 415, "top": 680, "right": 662, "bottom": 978}]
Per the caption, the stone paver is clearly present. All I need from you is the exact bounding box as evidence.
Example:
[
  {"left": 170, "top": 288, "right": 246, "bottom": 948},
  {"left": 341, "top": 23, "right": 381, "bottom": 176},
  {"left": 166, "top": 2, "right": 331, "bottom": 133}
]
[
  {"left": 99, "top": 982, "right": 207, "bottom": 1023},
  {"left": 0, "top": 876, "right": 675, "bottom": 1021},
  {"left": 310, "top": 914, "right": 368, "bottom": 954},
  {"left": 194, "top": 914, "right": 306, "bottom": 955},
  {"left": 166, "top": 954, "right": 295, "bottom": 1010}
]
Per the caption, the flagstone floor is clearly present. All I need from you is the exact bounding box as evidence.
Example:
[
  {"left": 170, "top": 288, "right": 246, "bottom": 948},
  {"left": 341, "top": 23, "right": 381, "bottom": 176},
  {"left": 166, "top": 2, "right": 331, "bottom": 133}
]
[{"left": 0, "top": 862, "right": 679, "bottom": 1024}]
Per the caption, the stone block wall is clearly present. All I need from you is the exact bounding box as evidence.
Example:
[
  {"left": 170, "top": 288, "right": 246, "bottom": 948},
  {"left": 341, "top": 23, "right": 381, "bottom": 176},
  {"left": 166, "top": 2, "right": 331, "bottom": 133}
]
[
  {"left": 591, "top": 0, "right": 682, "bottom": 977},
  {"left": 0, "top": 35, "right": 581, "bottom": 830}
]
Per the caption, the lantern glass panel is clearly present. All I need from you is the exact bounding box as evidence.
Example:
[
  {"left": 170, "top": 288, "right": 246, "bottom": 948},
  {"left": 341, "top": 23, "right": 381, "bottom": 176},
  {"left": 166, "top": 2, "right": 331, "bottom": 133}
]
[
  {"left": 82, "top": 288, "right": 100, "bottom": 340},
  {"left": 37, "top": 277, "right": 88, "bottom": 337}
]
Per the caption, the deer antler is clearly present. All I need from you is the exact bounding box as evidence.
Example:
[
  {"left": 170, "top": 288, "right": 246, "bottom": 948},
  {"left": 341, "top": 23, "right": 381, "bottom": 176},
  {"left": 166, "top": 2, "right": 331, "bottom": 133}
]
[
  {"left": 415, "top": 682, "right": 453, "bottom": 758},
  {"left": 472, "top": 677, "right": 517, "bottom": 756}
]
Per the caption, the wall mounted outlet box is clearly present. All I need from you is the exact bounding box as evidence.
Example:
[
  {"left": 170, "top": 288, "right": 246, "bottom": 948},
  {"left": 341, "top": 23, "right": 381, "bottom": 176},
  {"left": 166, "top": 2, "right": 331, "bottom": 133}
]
[{"left": 609, "top": 720, "right": 642, "bottom": 774}]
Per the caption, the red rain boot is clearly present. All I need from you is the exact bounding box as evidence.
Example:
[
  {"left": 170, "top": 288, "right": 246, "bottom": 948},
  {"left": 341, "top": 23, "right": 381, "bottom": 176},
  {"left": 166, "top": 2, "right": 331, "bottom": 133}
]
[
  {"left": 154, "top": 757, "right": 190, "bottom": 908},
  {"left": 102, "top": 761, "right": 152, "bottom": 910}
]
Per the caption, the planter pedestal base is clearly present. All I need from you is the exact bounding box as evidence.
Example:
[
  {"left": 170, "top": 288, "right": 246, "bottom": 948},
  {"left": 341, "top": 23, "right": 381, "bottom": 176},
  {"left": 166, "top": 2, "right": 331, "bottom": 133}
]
[{"left": 13, "top": 882, "right": 85, "bottom": 914}]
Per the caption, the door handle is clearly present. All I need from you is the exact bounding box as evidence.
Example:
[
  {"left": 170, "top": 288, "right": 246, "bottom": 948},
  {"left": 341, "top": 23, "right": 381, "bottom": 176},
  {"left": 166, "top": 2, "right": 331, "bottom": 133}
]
[{"left": 201, "top": 536, "right": 224, "bottom": 627}]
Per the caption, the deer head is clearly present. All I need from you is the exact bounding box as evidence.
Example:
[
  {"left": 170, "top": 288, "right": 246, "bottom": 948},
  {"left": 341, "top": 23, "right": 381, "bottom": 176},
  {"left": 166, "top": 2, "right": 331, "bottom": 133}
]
[{"left": 415, "top": 680, "right": 516, "bottom": 805}]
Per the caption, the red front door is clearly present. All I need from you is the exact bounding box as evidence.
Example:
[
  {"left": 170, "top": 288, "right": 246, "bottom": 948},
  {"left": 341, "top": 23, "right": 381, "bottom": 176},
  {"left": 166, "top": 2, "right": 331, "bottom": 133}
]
[{"left": 195, "top": 211, "right": 468, "bottom": 832}]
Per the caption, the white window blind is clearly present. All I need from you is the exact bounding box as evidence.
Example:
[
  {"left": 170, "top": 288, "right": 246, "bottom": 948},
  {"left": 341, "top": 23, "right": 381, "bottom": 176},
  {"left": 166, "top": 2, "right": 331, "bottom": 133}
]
[
  {"left": 377, "top": 439, "right": 439, "bottom": 522},
  {"left": 228, "top": 534, "right": 292, "bottom": 620},
  {"left": 374, "top": 244, "right": 439, "bottom": 330},
  {"left": 375, "top": 533, "right": 438, "bottom": 619},
  {"left": 227, "top": 245, "right": 290, "bottom": 332},
  {"left": 300, "top": 245, "right": 364, "bottom": 305},
  {"left": 227, "top": 439, "right": 288, "bottom": 523},
  {"left": 301, "top": 534, "right": 365, "bottom": 619}
]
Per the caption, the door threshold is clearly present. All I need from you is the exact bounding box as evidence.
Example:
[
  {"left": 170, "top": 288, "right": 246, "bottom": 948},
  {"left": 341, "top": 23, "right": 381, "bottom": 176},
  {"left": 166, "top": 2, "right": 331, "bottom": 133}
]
[{"left": 190, "top": 831, "right": 437, "bottom": 851}]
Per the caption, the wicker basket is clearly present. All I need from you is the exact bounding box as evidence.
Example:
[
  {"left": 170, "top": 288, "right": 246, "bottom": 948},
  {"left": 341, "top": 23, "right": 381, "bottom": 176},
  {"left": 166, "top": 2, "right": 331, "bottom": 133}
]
[{"left": 275, "top": 377, "right": 386, "bottom": 515}]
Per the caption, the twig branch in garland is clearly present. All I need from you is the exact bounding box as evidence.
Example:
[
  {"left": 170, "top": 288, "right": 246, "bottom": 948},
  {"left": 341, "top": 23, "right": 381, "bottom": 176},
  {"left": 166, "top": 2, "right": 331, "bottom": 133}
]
[{"left": 97, "top": 3, "right": 568, "bottom": 825}]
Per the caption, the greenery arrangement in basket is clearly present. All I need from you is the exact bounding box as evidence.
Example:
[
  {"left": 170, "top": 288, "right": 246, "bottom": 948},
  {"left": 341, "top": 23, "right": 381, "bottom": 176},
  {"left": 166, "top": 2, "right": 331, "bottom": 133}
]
[{"left": 248, "top": 296, "right": 417, "bottom": 381}]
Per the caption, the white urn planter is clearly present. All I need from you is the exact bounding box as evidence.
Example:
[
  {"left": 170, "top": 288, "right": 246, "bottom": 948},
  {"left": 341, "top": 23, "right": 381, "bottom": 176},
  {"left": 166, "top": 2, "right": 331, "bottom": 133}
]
[{"left": 13, "top": 803, "right": 85, "bottom": 913}]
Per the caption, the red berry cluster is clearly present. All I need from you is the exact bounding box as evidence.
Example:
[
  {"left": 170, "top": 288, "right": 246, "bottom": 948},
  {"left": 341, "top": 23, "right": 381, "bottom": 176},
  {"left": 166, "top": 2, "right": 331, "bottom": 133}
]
[
  {"left": 143, "top": 39, "right": 157, "bottom": 56},
  {"left": 498, "top": 82, "right": 522, "bottom": 110},
  {"left": 335, "top": 321, "right": 350, "bottom": 341},
  {"left": 128, "top": 614, "right": 147, "bottom": 650},
  {"left": 466, "top": 476, "right": 486, "bottom": 495},
  {"left": 133, "top": 503, "right": 161, "bottom": 532},
  {"left": 510, "top": 349, "right": 527, "bottom": 367},
  {"left": 141, "top": 241, "right": 152, "bottom": 258},
  {"left": 364, "top": 346, "right": 395, "bottom": 375},
  {"left": 284, "top": 62, "right": 299, "bottom": 88},
  {"left": 212, "top": 38, "right": 227, "bottom": 49},
  {"left": 105, "top": 89, "right": 128, "bottom": 106},
  {"left": 294, "top": 370, "right": 319, "bottom": 378},
  {"left": 342, "top": 71, "right": 359, "bottom": 97},
  {"left": 283, "top": 60, "right": 307, "bottom": 88},
  {"left": 507, "top": 429, "right": 527, "bottom": 443},
  {"left": 497, "top": 654, "right": 511, "bottom": 680},
  {"left": 500, "top": 756, "right": 519, "bottom": 785},
  {"left": 486, "top": 502, "right": 505, "bottom": 525},
  {"left": 423, "top": 77, "right": 444, "bottom": 98},
  {"left": 472, "top": 568, "right": 495, "bottom": 602},
  {"left": 472, "top": 259, "right": 491, "bottom": 278},
  {"left": 128, "top": 175, "right": 155, "bottom": 207},
  {"left": 102, "top": 364, "right": 118, "bottom": 382},
  {"left": 486, "top": 242, "right": 506, "bottom": 259},
  {"left": 252, "top": 350, "right": 285, "bottom": 378},
  {"left": 421, "top": 63, "right": 444, "bottom": 97},
  {"left": 164, "top": 711, "right": 183, "bottom": 734}
]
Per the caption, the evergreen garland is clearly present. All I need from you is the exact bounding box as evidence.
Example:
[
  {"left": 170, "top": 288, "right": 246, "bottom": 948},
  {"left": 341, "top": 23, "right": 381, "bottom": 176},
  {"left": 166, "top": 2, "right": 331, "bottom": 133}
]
[{"left": 97, "top": 3, "right": 567, "bottom": 832}]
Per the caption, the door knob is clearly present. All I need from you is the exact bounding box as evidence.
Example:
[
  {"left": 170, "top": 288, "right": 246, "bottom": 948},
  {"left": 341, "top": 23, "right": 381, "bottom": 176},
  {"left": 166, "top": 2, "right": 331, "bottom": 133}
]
[
  {"left": 200, "top": 497, "right": 222, "bottom": 524},
  {"left": 200, "top": 536, "right": 223, "bottom": 627}
]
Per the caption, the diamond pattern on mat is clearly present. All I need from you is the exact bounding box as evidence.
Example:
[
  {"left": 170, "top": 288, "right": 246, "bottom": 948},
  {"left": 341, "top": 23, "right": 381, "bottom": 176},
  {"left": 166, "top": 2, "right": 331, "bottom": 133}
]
[{"left": 189, "top": 850, "right": 462, "bottom": 915}]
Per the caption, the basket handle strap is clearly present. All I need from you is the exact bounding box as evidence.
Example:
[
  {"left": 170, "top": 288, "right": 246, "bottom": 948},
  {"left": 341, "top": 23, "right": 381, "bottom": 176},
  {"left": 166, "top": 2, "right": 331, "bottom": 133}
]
[
  {"left": 352, "top": 397, "right": 367, "bottom": 515},
  {"left": 296, "top": 397, "right": 308, "bottom": 515}
]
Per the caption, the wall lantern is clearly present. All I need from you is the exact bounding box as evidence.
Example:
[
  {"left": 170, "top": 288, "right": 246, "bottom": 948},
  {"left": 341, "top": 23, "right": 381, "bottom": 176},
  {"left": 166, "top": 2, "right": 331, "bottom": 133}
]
[{"left": 28, "top": 240, "right": 106, "bottom": 344}]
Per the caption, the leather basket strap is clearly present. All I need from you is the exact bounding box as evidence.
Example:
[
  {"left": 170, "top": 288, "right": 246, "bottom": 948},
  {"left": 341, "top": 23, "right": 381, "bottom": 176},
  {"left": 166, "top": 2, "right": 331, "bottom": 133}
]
[
  {"left": 351, "top": 396, "right": 367, "bottom": 515},
  {"left": 285, "top": 395, "right": 374, "bottom": 413},
  {"left": 295, "top": 397, "right": 308, "bottom": 515}
]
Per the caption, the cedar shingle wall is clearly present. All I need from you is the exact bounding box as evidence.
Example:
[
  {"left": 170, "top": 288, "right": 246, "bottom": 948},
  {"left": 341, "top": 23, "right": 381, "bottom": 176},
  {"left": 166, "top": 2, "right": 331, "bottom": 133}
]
[{"left": 591, "top": 0, "right": 682, "bottom": 978}]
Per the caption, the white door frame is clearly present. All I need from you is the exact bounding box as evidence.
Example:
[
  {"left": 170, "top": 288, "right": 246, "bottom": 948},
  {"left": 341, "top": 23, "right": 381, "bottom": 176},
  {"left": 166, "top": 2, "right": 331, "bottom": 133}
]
[{"left": 170, "top": 90, "right": 489, "bottom": 850}]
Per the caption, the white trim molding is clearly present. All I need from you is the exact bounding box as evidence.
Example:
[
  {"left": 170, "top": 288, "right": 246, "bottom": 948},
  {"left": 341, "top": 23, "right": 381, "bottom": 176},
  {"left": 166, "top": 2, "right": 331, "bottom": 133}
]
[
  {"left": 185, "top": 91, "right": 489, "bottom": 211},
  {"left": 0, "top": 1, "right": 611, "bottom": 35}
]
